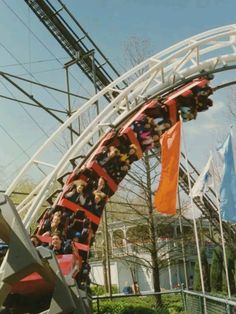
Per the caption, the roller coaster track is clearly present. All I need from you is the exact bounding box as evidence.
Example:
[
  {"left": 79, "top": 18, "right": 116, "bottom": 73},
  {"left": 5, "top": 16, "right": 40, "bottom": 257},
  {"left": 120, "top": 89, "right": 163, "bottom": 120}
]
[
  {"left": 21, "top": 1, "right": 236, "bottom": 237},
  {"left": 2, "top": 24, "right": 236, "bottom": 313},
  {"left": 24, "top": 0, "right": 127, "bottom": 96},
  {"left": 5, "top": 23, "right": 236, "bottom": 228}
]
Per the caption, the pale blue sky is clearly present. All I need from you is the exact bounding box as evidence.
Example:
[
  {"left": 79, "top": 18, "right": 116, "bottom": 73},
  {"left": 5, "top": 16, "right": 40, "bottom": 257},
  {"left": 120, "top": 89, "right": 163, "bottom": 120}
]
[{"left": 0, "top": 0, "right": 236, "bottom": 188}]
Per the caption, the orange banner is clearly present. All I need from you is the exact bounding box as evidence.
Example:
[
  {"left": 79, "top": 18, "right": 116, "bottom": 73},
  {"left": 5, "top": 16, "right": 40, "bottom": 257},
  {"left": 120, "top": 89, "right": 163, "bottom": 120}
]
[{"left": 154, "top": 121, "right": 181, "bottom": 215}]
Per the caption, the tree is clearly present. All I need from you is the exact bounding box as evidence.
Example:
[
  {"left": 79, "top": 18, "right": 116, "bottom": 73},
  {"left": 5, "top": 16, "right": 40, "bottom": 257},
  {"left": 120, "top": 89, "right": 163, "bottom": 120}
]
[
  {"left": 210, "top": 246, "right": 223, "bottom": 292},
  {"left": 101, "top": 35, "right": 199, "bottom": 303},
  {"left": 143, "top": 153, "right": 162, "bottom": 306},
  {"left": 193, "top": 247, "right": 210, "bottom": 292},
  {"left": 121, "top": 37, "right": 162, "bottom": 306},
  {"left": 222, "top": 247, "right": 236, "bottom": 294},
  {"left": 123, "top": 36, "right": 153, "bottom": 79},
  {"left": 96, "top": 35, "right": 214, "bottom": 302},
  {"left": 105, "top": 152, "right": 189, "bottom": 306}
]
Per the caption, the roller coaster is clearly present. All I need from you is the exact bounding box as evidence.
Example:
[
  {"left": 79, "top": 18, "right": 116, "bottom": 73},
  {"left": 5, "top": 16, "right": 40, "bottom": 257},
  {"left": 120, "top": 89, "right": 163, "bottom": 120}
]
[{"left": 1, "top": 3, "right": 236, "bottom": 313}]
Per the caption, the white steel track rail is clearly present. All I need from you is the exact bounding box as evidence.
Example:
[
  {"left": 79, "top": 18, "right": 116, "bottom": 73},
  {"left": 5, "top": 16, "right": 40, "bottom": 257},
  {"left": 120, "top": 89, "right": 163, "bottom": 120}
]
[{"left": 5, "top": 24, "right": 236, "bottom": 228}]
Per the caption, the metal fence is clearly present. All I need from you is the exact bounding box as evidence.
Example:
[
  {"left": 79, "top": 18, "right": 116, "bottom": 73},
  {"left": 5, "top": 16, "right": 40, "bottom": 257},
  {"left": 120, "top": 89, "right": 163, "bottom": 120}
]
[
  {"left": 93, "top": 289, "right": 236, "bottom": 314},
  {"left": 184, "top": 290, "right": 236, "bottom": 314}
]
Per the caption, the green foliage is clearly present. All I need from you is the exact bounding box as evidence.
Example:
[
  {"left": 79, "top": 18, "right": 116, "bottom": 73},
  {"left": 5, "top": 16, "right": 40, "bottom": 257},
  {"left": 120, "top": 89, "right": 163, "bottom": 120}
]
[
  {"left": 222, "top": 247, "right": 236, "bottom": 294},
  {"left": 193, "top": 259, "right": 201, "bottom": 291},
  {"left": 94, "top": 301, "right": 126, "bottom": 314},
  {"left": 91, "top": 285, "right": 119, "bottom": 296},
  {"left": 93, "top": 295, "right": 185, "bottom": 314},
  {"left": 162, "top": 294, "right": 185, "bottom": 313},
  {"left": 202, "top": 248, "right": 210, "bottom": 292},
  {"left": 193, "top": 248, "right": 210, "bottom": 292},
  {"left": 122, "top": 306, "right": 160, "bottom": 314},
  {"left": 210, "top": 246, "right": 223, "bottom": 292},
  {"left": 93, "top": 300, "right": 160, "bottom": 314},
  {"left": 94, "top": 301, "right": 158, "bottom": 314},
  {"left": 208, "top": 246, "right": 236, "bottom": 295}
]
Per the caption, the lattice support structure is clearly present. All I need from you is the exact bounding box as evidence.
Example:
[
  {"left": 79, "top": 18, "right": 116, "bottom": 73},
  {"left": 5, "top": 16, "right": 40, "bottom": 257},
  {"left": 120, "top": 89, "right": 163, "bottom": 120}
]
[
  {"left": 0, "top": 194, "right": 91, "bottom": 314},
  {"left": 5, "top": 24, "right": 236, "bottom": 230},
  {"left": 0, "top": 194, "right": 52, "bottom": 307},
  {"left": 2, "top": 23, "right": 236, "bottom": 314}
]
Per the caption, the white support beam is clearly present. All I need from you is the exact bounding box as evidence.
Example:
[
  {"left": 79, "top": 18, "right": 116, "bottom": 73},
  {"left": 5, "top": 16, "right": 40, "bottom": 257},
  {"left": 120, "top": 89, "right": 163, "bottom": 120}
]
[{"left": 5, "top": 24, "right": 236, "bottom": 227}]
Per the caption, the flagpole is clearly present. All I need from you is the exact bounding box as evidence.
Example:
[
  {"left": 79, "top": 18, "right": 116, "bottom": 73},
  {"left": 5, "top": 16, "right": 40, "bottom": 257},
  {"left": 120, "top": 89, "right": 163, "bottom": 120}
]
[
  {"left": 177, "top": 187, "right": 189, "bottom": 289},
  {"left": 211, "top": 152, "right": 231, "bottom": 298},
  {"left": 180, "top": 115, "right": 208, "bottom": 313}
]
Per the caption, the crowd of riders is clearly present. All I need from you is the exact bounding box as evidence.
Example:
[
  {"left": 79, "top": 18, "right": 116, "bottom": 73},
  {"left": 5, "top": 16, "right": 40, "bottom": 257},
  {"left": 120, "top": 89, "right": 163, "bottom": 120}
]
[{"left": 0, "top": 77, "right": 214, "bottom": 292}]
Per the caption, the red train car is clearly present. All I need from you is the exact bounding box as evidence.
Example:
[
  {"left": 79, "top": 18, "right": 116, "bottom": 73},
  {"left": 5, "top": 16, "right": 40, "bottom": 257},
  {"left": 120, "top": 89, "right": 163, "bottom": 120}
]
[{"left": 6, "top": 77, "right": 213, "bottom": 305}]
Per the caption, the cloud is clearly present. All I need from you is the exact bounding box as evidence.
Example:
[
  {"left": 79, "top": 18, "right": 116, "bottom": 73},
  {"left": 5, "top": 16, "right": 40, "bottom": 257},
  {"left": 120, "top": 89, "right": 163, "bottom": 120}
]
[{"left": 184, "top": 99, "right": 227, "bottom": 137}]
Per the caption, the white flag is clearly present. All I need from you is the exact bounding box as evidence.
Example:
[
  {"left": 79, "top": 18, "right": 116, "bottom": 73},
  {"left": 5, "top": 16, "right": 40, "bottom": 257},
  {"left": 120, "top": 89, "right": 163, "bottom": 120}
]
[
  {"left": 182, "top": 203, "right": 203, "bottom": 220},
  {"left": 191, "top": 155, "right": 213, "bottom": 200}
]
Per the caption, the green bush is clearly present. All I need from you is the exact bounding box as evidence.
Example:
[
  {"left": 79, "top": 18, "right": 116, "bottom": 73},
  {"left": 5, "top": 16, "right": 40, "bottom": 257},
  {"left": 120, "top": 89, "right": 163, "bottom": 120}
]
[
  {"left": 91, "top": 284, "right": 119, "bottom": 296},
  {"left": 162, "top": 294, "right": 185, "bottom": 313},
  {"left": 122, "top": 305, "right": 159, "bottom": 314},
  {"left": 93, "top": 295, "right": 185, "bottom": 314},
  {"left": 210, "top": 246, "right": 223, "bottom": 292},
  {"left": 194, "top": 247, "right": 210, "bottom": 292},
  {"left": 96, "top": 301, "right": 126, "bottom": 314},
  {"left": 222, "top": 247, "right": 236, "bottom": 294},
  {"left": 93, "top": 301, "right": 158, "bottom": 314}
]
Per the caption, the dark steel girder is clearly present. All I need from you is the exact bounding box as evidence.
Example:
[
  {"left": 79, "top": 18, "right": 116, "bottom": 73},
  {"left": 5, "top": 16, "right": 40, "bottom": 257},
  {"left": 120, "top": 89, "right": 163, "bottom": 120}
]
[{"left": 24, "top": 0, "right": 126, "bottom": 97}]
